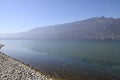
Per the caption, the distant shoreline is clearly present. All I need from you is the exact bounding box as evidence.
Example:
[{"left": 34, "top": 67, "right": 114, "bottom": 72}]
[{"left": 1, "top": 38, "right": 120, "bottom": 42}]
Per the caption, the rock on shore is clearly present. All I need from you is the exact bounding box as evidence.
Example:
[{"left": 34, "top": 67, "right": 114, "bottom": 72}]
[{"left": 0, "top": 52, "right": 54, "bottom": 80}]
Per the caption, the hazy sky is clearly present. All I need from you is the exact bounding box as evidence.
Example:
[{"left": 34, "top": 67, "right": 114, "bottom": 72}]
[{"left": 0, "top": 0, "right": 120, "bottom": 33}]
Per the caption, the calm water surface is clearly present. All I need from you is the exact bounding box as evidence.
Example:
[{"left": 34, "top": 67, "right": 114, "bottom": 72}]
[{"left": 0, "top": 40, "right": 120, "bottom": 79}]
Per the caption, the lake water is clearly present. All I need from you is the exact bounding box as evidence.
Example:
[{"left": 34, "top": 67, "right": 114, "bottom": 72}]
[{"left": 0, "top": 40, "right": 120, "bottom": 79}]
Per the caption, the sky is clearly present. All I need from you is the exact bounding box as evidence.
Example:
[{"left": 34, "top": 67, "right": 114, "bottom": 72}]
[{"left": 0, "top": 0, "right": 120, "bottom": 33}]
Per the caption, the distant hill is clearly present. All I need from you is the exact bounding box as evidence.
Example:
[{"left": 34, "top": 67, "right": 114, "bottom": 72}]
[{"left": 1, "top": 16, "right": 120, "bottom": 40}]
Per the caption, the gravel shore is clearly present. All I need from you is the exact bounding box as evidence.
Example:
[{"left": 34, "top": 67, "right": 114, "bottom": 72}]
[{"left": 0, "top": 52, "right": 55, "bottom": 80}]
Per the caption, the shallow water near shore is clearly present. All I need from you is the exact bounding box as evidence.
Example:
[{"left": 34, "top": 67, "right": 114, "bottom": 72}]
[{"left": 1, "top": 40, "right": 120, "bottom": 79}]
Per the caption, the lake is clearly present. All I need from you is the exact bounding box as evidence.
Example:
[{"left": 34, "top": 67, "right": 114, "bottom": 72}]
[{"left": 0, "top": 40, "right": 120, "bottom": 79}]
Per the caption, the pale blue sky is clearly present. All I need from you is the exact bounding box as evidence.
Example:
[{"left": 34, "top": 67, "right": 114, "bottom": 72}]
[{"left": 0, "top": 0, "right": 120, "bottom": 33}]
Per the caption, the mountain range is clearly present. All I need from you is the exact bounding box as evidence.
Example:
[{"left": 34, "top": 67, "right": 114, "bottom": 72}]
[{"left": 1, "top": 16, "right": 120, "bottom": 40}]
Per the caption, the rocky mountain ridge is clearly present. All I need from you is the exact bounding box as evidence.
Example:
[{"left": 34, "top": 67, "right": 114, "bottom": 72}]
[{"left": 1, "top": 16, "right": 120, "bottom": 40}]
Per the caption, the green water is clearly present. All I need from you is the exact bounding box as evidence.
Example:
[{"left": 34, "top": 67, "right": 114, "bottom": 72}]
[{"left": 1, "top": 40, "right": 120, "bottom": 79}]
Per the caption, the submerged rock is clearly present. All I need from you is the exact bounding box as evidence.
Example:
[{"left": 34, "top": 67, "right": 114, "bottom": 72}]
[{"left": 0, "top": 44, "right": 4, "bottom": 49}]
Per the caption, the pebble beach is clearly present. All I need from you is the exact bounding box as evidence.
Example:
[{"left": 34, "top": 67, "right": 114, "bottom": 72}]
[{"left": 0, "top": 52, "right": 56, "bottom": 80}]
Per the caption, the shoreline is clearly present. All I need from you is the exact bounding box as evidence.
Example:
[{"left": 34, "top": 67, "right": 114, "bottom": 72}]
[
  {"left": 0, "top": 52, "right": 120, "bottom": 80},
  {"left": 0, "top": 52, "right": 62, "bottom": 80},
  {"left": 0, "top": 44, "right": 120, "bottom": 80}
]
